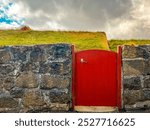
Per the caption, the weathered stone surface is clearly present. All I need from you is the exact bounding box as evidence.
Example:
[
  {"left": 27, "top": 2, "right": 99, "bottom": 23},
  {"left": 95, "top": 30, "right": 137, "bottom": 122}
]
[
  {"left": 123, "top": 45, "right": 150, "bottom": 112},
  {"left": 49, "top": 103, "right": 69, "bottom": 111},
  {"left": 21, "top": 62, "right": 39, "bottom": 72},
  {"left": 0, "top": 108, "right": 20, "bottom": 113},
  {"left": 2, "top": 77, "right": 15, "bottom": 90},
  {"left": 125, "top": 100, "right": 150, "bottom": 112},
  {"left": 49, "top": 89, "right": 69, "bottom": 103},
  {"left": 16, "top": 72, "right": 38, "bottom": 88},
  {"left": 41, "top": 75, "right": 70, "bottom": 89},
  {"left": 0, "top": 50, "right": 11, "bottom": 64},
  {"left": 122, "top": 46, "right": 137, "bottom": 59},
  {"left": 124, "top": 90, "right": 144, "bottom": 105},
  {"left": 123, "top": 77, "right": 141, "bottom": 90},
  {"left": 0, "top": 44, "right": 72, "bottom": 112},
  {"left": 39, "top": 61, "right": 71, "bottom": 75},
  {"left": 53, "top": 44, "right": 71, "bottom": 58},
  {"left": 122, "top": 46, "right": 150, "bottom": 59},
  {"left": 145, "top": 60, "right": 150, "bottom": 75},
  {"left": 60, "top": 59, "right": 72, "bottom": 75},
  {"left": 135, "top": 100, "right": 150, "bottom": 108},
  {"left": 123, "top": 59, "right": 145, "bottom": 76},
  {"left": 46, "top": 44, "right": 71, "bottom": 60},
  {"left": 30, "top": 46, "right": 46, "bottom": 62},
  {"left": 0, "top": 78, "right": 3, "bottom": 88},
  {"left": 10, "top": 87, "right": 25, "bottom": 98},
  {"left": 140, "top": 45, "right": 150, "bottom": 53},
  {"left": 0, "top": 47, "right": 6, "bottom": 50},
  {"left": 0, "top": 91, "right": 9, "bottom": 96},
  {"left": 22, "top": 90, "right": 45, "bottom": 107},
  {"left": 0, "top": 96, "right": 18, "bottom": 108},
  {"left": 143, "top": 90, "right": 150, "bottom": 100},
  {"left": 0, "top": 64, "right": 14, "bottom": 76},
  {"left": 50, "top": 62, "right": 64, "bottom": 75},
  {"left": 144, "top": 76, "right": 150, "bottom": 88},
  {"left": 24, "top": 103, "right": 69, "bottom": 112},
  {"left": 10, "top": 46, "right": 31, "bottom": 62},
  {"left": 39, "top": 63, "right": 51, "bottom": 74}
]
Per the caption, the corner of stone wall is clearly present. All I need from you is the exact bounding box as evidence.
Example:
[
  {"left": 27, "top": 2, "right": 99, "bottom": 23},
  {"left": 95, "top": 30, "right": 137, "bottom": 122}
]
[
  {"left": 122, "top": 45, "right": 150, "bottom": 112},
  {"left": 0, "top": 44, "right": 72, "bottom": 112}
]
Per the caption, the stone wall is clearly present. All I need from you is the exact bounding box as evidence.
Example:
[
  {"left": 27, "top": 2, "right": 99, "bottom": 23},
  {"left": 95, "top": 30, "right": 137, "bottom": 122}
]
[
  {"left": 122, "top": 45, "right": 150, "bottom": 112},
  {"left": 0, "top": 44, "right": 72, "bottom": 112},
  {"left": 1, "top": 43, "right": 150, "bottom": 113}
]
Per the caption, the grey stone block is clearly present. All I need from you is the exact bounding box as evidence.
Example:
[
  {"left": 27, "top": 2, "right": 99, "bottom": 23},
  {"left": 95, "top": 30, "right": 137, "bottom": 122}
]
[
  {"left": 2, "top": 77, "right": 15, "bottom": 90},
  {"left": 30, "top": 46, "right": 46, "bottom": 62},
  {"left": 123, "top": 59, "right": 145, "bottom": 76},
  {"left": 20, "top": 62, "right": 40, "bottom": 73},
  {"left": 10, "top": 46, "right": 31, "bottom": 62},
  {"left": 49, "top": 62, "right": 63, "bottom": 74},
  {"left": 46, "top": 44, "right": 71, "bottom": 60},
  {"left": 143, "top": 90, "right": 150, "bottom": 100},
  {"left": 24, "top": 103, "right": 69, "bottom": 112},
  {"left": 135, "top": 100, "right": 150, "bottom": 108},
  {"left": 49, "top": 88, "right": 69, "bottom": 103},
  {"left": 122, "top": 45, "right": 150, "bottom": 59},
  {"left": 10, "top": 87, "right": 25, "bottom": 98},
  {"left": 144, "top": 76, "right": 150, "bottom": 88},
  {"left": 0, "top": 96, "right": 18, "bottom": 108},
  {"left": 123, "top": 76, "right": 141, "bottom": 90},
  {"left": 144, "top": 60, "right": 150, "bottom": 75},
  {"left": 40, "top": 75, "right": 70, "bottom": 89},
  {"left": 39, "top": 63, "right": 51, "bottom": 74},
  {"left": 39, "top": 60, "right": 71, "bottom": 75},
  {"left": 0, "top": 64, "right": 15, "bottom": 76},
  {"left": 22, "top": 90, "right": 45, "bottom": 107},
  {"left": 140, "top": 45, "right": 150, "bottom": 53},
  {"left": 16, "top": 72, "right": 39, "bottom": 88},
  {"left": 124, "top": 90, "right": 144, "bottom": 105},
  {"left": 0, "top": 50, "right": 11, "bottom": 64}
]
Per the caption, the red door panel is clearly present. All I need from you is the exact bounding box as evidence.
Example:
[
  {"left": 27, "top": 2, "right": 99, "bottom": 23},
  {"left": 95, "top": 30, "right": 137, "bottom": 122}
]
[{"left": 75, "top": 50, "right": 117, "bottom": 106}]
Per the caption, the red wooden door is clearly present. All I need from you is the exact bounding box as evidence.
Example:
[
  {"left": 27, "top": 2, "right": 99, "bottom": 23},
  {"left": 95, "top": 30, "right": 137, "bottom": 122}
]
[{"left": 74, "top": 50, "right": 119, "bottom": 108}]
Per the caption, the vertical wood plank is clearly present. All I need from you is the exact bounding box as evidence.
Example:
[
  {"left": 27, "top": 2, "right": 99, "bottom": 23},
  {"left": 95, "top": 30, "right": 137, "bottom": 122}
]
[
  {"left": 117, "top": 46, "right": 122, "bottom": 109},
  {"left": 71, "top": 45, "right": 76, "bottom": 110}
]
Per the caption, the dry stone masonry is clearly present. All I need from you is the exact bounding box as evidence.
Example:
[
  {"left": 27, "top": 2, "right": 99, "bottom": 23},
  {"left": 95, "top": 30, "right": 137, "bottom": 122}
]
[
  {"left": 122, "top": 45, "right": 150, "bottom": 112},
  {"left": 0, "top": 43, "right": 150, "bottom": 113},
  {"left": 0, "top": 44, "right": 72, "bottom": 112}
]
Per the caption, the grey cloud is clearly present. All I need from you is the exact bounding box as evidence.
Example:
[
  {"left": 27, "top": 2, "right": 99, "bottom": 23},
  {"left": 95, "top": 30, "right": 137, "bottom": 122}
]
[
  {"left": 12, "top": 0, "right": 150, "bottom": 39},
  {"left": 16, "top": 0, "right": 132, "bottom": 18}
]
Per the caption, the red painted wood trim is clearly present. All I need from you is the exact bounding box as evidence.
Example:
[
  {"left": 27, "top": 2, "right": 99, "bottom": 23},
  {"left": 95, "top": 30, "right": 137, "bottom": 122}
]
[
  {"left": 71, "top": 45, "right": 76, "bottom": 110},
  {"left": 76, "top": 49, "right": 117, "bottom": 54},
  {"left": 117, "top": 46, "right": 122, "bottom": 109}
]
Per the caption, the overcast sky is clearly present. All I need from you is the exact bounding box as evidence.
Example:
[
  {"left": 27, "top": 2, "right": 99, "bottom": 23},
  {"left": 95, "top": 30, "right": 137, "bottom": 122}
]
[{"left": 0, "top": 0, "right": 150, "bottom": 39}]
